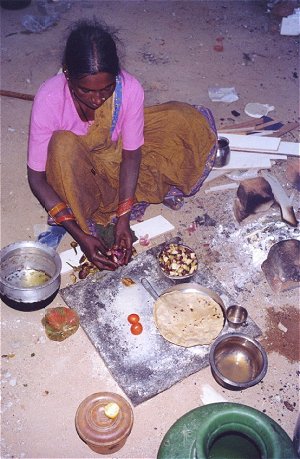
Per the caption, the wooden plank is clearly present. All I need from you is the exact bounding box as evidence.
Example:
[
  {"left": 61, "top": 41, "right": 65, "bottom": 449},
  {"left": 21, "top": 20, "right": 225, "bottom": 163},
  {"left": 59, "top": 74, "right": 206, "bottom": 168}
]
[
  {"left": 221, "top": 120, "right": 281, "bottom": 134},
  {"left": 204, "top": 170, "right": 229, "bottom": 183},
  {"left": 220, "top": 119, "right": 286, "bottom": 136},
  {"left": 255, "top": 120, "right": 282, "bottom": 130},
  {"left": 214, "top": 150, "right": 288, "bottom": 170},
  {"left": 218, "top": 119, "right": 264, "bottom": 131},
  {"left": 220, "top": 133, "right": 281, "bottom": 152},
  {"left": 205, "top": 183, "right": 239, "bottom": 193},
  {"left": 222, "top": 129, "right": 277, "bottom": 136},
  {"left": 267, "top": 122, "right": 299, "bottom": 137},
  {"left": 277, "top": 141, "right": 300, "bottom": 156},
  {"left": 251, "top": 131, "right": 276, "bottom": 136},
  {"left": 216, "top": 151, "right": 272, "bottom": 169}
]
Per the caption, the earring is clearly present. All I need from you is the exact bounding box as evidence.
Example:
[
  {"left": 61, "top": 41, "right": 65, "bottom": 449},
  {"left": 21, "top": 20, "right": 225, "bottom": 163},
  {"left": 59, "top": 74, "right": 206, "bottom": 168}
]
[
  {"left": 63, "top": 69, "right": 70, "bottom": 81},
  {"left": 101, "top": 97, "right": 106, "bottom": 101}
]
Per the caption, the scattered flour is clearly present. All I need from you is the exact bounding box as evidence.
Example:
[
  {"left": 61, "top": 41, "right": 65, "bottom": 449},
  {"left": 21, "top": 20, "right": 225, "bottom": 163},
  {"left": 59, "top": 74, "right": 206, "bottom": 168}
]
[{"left": 212, "top": 216, "right": 299, "bottom": 290}]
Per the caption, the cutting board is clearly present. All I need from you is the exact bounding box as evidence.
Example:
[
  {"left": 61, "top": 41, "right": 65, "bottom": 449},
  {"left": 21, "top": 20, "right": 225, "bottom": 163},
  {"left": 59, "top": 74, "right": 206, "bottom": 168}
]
[{"left": 60, "top": 240, "right": 261, "bottom": 406}]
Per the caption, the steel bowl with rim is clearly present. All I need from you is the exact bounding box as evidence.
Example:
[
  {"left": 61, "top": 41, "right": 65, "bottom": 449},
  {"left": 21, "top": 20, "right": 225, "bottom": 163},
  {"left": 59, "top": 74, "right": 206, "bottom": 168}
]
[
  {"left": 0, "top": 241, "right": 62, "bottom": 305},
  {"left": 209, "top": 333, "right": 268, "bottom": 390},
  {"left": 157, "top": 243, "right": 198, "bottom": 280}
]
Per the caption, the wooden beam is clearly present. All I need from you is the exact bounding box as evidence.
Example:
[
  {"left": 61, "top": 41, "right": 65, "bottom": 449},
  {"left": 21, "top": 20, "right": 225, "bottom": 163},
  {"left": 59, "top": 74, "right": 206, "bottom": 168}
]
[
  {"left": 0, "top": 89, "right": 34, "bottom": 101},
  {"left": 218, "top": 119, "right": 264, "bottom": 131},
  {"left": 267, "top": 122, "right": 299, "bottom": 137}
]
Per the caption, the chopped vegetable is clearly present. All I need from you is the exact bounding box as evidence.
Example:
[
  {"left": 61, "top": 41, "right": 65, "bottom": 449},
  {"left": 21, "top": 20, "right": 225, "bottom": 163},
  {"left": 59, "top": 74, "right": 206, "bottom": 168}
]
[
  {"left": 122, "top": 277, "right": 135, "bottom": 286},
  {"left": 158, "top": 244, "right": 198, "bottom": 277},
  {"left": 108, "top": 247, "right": 126, "bottom": 265}
]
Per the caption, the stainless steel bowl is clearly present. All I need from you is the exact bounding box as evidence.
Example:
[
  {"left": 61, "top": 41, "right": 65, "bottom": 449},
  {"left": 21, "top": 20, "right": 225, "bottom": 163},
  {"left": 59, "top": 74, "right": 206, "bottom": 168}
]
[
  {"left": 0, "top": 241, "right": 62, "bottom": 304},
  {"left": 158, "top": 243, "right": 198, "bottom": 280},
  {"left": 209, "top": 333, "right": 268, "bottom": 390}
]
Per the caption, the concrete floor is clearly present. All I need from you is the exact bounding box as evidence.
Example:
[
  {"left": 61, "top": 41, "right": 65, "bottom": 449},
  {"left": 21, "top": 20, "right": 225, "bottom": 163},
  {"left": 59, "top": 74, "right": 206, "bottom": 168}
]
[{"left": 1, "top": 1, "right": 299, "bottom": 458}]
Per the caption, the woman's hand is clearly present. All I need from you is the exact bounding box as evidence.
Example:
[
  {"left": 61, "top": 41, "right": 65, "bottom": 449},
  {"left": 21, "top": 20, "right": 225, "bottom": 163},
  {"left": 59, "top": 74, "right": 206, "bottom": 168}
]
[
  {"left": 27, "top": 167, "right": 118, "bottom": 271},
  {"left": 114, "top": 214, "right": 133, "bottom": 265},
  {"left": 78, "top": 233, "right": 119, "bottom": 271}
]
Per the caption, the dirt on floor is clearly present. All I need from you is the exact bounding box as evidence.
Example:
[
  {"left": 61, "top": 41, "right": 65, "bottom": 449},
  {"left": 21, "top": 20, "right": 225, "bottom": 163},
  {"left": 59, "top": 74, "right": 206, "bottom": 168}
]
[
  {"left": 260, "top": 305, "right": 300, "bottom": 363},
  {"left": 1, "top": 1, "right": 300, "bottom": 458}
]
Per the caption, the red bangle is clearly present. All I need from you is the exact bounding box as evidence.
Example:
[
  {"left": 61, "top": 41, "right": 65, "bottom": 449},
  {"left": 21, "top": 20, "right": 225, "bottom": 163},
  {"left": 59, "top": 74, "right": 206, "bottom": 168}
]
[
  {"left": 55, "top": 213, "right": 76, "bottom": 224},
  {"left": 48, "top": 202, "right": 67, "bottom": 218},
  {"left": 116, "top": 197, "right": 134, "bottom": 218}
]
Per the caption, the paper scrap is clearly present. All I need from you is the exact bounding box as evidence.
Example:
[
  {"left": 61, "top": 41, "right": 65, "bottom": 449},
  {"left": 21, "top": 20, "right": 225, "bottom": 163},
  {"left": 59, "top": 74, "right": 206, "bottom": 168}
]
[
  {"left": 244, "top": 102, "right": 275, "bottom": 118},
  {"left": 205, "top": 183, "right": 239, "bottom": 193},
  {"left": 208, "top": 87, "right": 239, "bottom": 103},
  {"left": 280, "top": 9, "right": 300, "bottom": 36},
  {"left": 199, "top": 383, "right": 228, "bottom": 405}
]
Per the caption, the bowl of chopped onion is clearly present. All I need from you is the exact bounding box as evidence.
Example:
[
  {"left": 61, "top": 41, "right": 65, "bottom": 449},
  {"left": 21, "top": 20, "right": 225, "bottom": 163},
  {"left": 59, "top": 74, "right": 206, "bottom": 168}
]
[{"left": 158, "top": 243, "right": 198, "bottom": 280}]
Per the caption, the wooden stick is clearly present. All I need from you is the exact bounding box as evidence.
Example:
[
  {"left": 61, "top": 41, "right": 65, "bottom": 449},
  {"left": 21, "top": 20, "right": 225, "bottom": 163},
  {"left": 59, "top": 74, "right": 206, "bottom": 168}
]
[
  {"left": 254, "top": 120, "right": 281, "bottom": 130},
  {"left": 218, "top": 119, "right": 265, "bottom": 131},
  {"left": 219, "top": 120, "right": 281, "bottom": 134},
  {"left": 0, "top": 89, "right": 34, "bottom": 101},
  {"left": 220, "top": 126, "right": 258, "bottom": 133},
  {"left": 267, "top": 122, "right": 299, "bottom": 138}
]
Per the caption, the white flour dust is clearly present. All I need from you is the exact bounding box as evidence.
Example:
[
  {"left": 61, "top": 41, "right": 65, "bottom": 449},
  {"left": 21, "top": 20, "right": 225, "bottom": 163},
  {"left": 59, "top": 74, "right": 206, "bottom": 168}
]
[
  {"left": 104, "top": 282, "right": 161, "bottom": 363},
  {"left": 211, "top": 216, "right": 300, "bottom": 290}
]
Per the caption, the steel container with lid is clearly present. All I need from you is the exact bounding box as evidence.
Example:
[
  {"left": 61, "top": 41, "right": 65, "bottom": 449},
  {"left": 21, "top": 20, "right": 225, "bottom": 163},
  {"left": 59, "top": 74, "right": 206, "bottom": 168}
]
[{"left": 75, "top": 392, "right": 134, "bottom": 454}]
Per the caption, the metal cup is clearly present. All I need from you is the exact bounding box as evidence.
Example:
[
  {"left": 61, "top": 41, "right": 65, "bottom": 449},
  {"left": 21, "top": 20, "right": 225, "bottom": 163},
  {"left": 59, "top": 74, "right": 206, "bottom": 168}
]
[
  {"left": 226, "top": 305, "right": 248, "bottom": 328},
  {"left": 214, "top": 136, "right": 230, "bottom": 168}
]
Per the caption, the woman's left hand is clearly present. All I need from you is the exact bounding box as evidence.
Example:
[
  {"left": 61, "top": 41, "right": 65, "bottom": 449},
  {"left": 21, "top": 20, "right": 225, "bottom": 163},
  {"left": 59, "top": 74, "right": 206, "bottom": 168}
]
[{"left": 114, "top": 214, "right": 133, "bottom": 265}]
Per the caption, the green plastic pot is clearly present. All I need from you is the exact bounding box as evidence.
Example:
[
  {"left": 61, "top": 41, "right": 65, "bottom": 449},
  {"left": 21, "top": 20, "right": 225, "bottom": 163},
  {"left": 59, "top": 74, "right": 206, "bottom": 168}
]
[{"left": 157, "top": 402, "right": 298, "bottom": 459}]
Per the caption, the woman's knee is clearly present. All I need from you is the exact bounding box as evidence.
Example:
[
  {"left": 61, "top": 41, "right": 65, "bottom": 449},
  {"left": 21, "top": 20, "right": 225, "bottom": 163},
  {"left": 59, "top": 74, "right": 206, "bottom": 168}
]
[
  {"left": 48, "top": 130, "right": 78, "bottom": 151},
  {"left": 47, "top": 130, "right": 88, "bottom": 165},
  {"left": 47, "top": 131, "right": 92, "bottom": 179}
]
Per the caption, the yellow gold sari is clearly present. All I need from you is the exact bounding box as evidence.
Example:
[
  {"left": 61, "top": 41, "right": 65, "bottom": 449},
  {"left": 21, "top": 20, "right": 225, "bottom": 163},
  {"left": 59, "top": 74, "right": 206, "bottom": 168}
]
[{"left": 46, "top": 97, "right": 217, "bottom": 232}]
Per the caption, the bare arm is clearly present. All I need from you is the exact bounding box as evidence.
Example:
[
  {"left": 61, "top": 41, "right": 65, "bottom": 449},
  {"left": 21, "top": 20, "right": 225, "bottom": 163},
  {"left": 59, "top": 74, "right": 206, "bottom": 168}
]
[
  {"left": 114, "top": 148, "right": 142, "bottom": 263},
  {"left": 27, "top": 167, "right": 118, "bottom": 271}
]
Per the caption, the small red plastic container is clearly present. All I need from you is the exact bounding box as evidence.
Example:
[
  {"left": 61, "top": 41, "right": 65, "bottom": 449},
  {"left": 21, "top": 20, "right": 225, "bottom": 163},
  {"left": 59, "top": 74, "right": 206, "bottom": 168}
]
[{"left": 75, "top": 392, "right": 134, "bottom": 455}]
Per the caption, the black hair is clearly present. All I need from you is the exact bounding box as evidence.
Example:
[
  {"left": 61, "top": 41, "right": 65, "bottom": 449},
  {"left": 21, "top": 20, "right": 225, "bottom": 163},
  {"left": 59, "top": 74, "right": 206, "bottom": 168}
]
[{"left": 63, "top": 19, "right": 121, "bottom": 79}]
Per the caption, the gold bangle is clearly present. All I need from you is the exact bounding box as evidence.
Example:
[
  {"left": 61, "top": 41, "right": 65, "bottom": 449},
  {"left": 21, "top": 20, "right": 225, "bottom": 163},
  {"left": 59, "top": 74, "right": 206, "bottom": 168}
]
[
  {"left": 48, "top": 202, "right": 67, "bottom": 218},
  {"left": 116, "top": 197, "right": 134, "bottom": 218}
]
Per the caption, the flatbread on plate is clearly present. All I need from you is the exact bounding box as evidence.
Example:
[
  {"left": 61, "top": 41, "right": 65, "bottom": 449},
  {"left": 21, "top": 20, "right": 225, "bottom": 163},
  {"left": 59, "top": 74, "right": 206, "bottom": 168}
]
[{"left": 154, "top": 291, "right": 224, "bottom": 347}]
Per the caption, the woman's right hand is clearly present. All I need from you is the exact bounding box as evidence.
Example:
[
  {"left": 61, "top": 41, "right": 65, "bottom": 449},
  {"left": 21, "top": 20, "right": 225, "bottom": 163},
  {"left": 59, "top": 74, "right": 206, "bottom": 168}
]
[
  {"left": 78, "top": 234, "right": 119, "bottom": 271},
  {"left": 27, "top": 168, "right": 118, "bottom": 271}
]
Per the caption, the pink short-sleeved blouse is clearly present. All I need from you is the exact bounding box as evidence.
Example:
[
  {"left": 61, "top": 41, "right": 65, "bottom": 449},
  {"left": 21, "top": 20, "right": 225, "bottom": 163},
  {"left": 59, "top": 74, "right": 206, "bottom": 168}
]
[{"left": 28, "top": 70, "right": 145, "bottom": 172}]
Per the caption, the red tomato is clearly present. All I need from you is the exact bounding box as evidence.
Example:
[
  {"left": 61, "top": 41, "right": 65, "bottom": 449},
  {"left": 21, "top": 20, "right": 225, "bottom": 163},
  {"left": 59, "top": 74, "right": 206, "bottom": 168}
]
[
  {"left": 127, "top": 314, "right": 140, "bottom": 324},
  {"left": 130, "top": 322, "right": 143, "bottom": 335}
]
